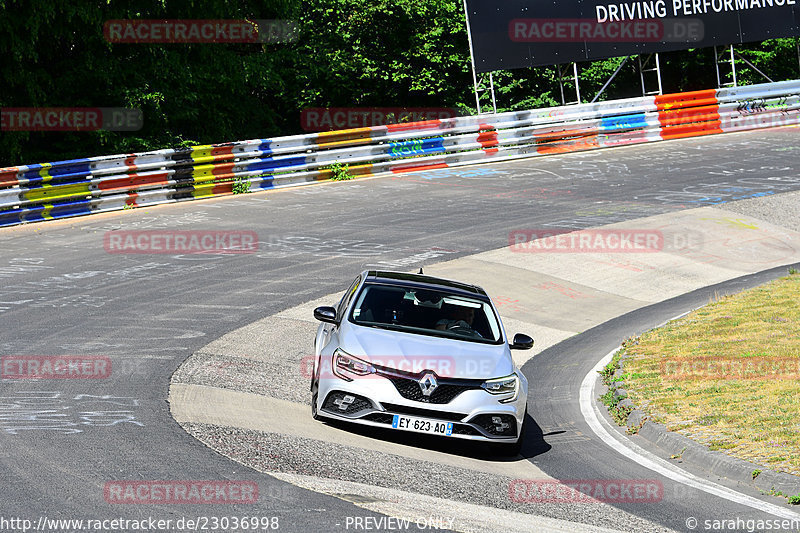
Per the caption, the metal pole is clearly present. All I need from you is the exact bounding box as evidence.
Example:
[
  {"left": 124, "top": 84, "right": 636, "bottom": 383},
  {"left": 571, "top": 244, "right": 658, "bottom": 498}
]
[
  {"left": 592, "top": 56, "right": 630, "bottom": 103},
  {"left": 573, "top": 63, "right": 581, "bottom": 104},
  {"left": 638, "top": 55, "right": 647, "bottom": 96},
  {"left": 655, "top": 53, "right": 663, "bottom": 95},
  {"left": 462, "top": 0, "right": 482, "bottom": 114},
  {"left": 730, "top": 45, "right": 738, "bottom": 87},
  {"left": 714, "top": 46, "right": 722, "bottom": 88},
  {"left": 735, "top": 51, "right": 773, "bottom": 83},
  {"left": 489, "top": 72, "right": 497, "bottom": 113}
]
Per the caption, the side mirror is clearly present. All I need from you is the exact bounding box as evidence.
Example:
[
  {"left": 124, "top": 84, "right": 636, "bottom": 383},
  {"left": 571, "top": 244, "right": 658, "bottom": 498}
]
[
  {"left": 314, "top": 306, "right": 338, "bottom": 324},
  {"left": 510, "top": 333, "right": 534, "bottom": 350}
]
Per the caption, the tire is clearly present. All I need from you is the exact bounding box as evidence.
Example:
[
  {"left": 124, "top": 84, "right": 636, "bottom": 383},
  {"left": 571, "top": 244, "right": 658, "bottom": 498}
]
[
  {"left": 310, "top": 381, "right": 320, "bottom": 420},
  {"left": 310, "top": 360, "right": 320, "bottom": 420}
]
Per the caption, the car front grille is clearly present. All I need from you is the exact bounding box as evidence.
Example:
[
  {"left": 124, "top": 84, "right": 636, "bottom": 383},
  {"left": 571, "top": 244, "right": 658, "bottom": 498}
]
[
  {"left": 450, "top": 424, "right": 482, "bottom": 436},
  {"left": 379, "top": 370, "right": 483, "bottom": 404},
  {"left": 361, "top": 412, "right": 394, "bottom": 424}
]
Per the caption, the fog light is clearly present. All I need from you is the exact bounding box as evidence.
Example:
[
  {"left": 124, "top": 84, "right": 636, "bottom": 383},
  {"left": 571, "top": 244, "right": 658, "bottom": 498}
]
[
  {"left": 492, "top": 416, "right": 510, "bottom": 433},
  {"left": 334, "top": 395, "right": 355, "bottom": 411}
]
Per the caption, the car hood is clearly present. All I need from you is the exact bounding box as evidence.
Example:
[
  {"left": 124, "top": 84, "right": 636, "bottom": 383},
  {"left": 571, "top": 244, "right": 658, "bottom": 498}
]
[{"left": 340, "top": 322, "right": 514, "bottom": 379}]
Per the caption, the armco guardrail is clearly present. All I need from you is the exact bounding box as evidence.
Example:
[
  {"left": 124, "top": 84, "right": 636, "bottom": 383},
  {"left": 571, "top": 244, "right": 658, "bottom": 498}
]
[{"left": 1, "top": 79, "right": 799, "bottom": 228}]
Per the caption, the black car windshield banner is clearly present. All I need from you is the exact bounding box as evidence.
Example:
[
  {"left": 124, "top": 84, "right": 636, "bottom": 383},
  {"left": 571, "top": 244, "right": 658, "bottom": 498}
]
[{"left": 465, "top": 0, "right": 800, "bottom": 73}]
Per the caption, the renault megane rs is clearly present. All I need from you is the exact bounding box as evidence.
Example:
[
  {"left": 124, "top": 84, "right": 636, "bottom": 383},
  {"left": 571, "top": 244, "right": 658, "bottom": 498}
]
[{"left": 310, "top": 270, "right": 533, "bottom": 455}]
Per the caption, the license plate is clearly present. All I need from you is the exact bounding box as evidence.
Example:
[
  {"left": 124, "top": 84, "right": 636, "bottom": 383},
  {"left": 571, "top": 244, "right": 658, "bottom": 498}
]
[{"left": 391, "top": 415, "right": 453, "bottom": 436}]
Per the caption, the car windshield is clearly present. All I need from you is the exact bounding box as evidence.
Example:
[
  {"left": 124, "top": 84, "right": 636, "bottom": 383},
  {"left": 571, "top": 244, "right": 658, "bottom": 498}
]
[{"left": 349, "top": 283, "right": 503, "bottom": 344}]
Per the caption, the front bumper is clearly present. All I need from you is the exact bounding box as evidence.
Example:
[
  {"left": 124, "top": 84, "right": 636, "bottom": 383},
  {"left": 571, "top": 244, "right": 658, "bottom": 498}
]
[{"left": 315, "top": 378, "right": 527, "bottom": 443}]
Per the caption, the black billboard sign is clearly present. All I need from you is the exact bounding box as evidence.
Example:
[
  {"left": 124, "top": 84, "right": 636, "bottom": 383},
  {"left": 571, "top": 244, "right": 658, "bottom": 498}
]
[{"left": 465, "top": 0, "right": 800, "bottom": 73}]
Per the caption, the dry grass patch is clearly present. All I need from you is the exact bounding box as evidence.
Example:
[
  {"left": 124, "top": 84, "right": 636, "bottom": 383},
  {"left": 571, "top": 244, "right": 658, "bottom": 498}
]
[{"left": 621, "top": 272, "right": 800, "bottom": 476}]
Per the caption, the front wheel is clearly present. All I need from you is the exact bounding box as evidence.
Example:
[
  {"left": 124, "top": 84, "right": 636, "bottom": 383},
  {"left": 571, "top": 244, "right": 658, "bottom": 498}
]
[
  {"left": 310, "top": 365, "right": 320, "bottom": 420},
  {"left": 310, "top": 386, "right": 320, "bottom": 420}
]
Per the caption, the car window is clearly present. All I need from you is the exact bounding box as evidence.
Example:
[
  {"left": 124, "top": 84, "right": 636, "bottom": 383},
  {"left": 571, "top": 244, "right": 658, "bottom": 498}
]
[
  {"left": 349, "top": 283, "right": 503, "bottom": 344},
  {"left": 336, "top": 275, "right": 361, "bottom": 320}
]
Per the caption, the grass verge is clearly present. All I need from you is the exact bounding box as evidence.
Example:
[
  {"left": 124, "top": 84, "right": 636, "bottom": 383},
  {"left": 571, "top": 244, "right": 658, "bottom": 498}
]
[
  {"left": 608, "top": 270, "right": 800, "bottom": 501},
  {"left": 599, "top": 345, "right": 637, "bottom": 432}
]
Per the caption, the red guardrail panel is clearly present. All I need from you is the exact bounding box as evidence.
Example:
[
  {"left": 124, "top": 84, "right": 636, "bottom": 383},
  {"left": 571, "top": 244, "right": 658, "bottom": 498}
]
[{"left": 655, "top": 89, "right": 718, "bottom": 110}]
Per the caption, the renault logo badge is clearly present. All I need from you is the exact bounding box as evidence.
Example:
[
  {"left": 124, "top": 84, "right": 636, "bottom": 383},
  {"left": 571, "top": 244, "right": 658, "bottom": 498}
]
[{"left": 418, "top": 372, "right": 438, "bottom": 397}]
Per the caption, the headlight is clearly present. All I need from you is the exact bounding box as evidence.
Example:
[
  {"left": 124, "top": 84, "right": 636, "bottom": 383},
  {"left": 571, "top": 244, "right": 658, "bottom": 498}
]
[
  {"left": 481, "top": 374, "right": 519, "bottom": 403},
  {"left": 332, "top": 349, "right": 375, "bottom": 381}
]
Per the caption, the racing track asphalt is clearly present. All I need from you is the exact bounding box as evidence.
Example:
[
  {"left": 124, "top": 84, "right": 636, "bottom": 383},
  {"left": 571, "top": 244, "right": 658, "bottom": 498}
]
[
  {"left": 169, "top": 201, "right": 800, "bottom": 531},
  {"left": 1, "top": 127, "right": 799, "bottom": 532}
]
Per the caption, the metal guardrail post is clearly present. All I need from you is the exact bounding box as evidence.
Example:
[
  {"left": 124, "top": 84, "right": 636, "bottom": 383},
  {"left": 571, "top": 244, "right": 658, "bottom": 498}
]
[
  {"left": 638, "top": 53, "right": 663, "bottom": 96},
  {"left": 716, "top": 45, "right": 738, "bottom": 88},
  {"left": 558, "top": 63, "right": 581, "bottom": 106},
  {"left": 488, "top": 72, "right": 497, "bottom": 114}
]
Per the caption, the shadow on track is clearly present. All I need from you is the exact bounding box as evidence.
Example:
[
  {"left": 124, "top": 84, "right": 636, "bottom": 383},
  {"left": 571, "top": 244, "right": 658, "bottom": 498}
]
[{"left": 317, "top": 411, "right": 551, "bottom": 463}]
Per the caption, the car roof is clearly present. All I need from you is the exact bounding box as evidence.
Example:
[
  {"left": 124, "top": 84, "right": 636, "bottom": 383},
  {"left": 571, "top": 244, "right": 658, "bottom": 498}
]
[{"left": 364, "top": 270, "right": 489, "bottom": 299}]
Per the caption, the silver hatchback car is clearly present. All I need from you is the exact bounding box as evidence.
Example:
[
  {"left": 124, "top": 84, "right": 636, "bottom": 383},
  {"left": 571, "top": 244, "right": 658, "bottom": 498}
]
[{"left": 310, "top": 270, "right": 533, "bottom": 455}]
